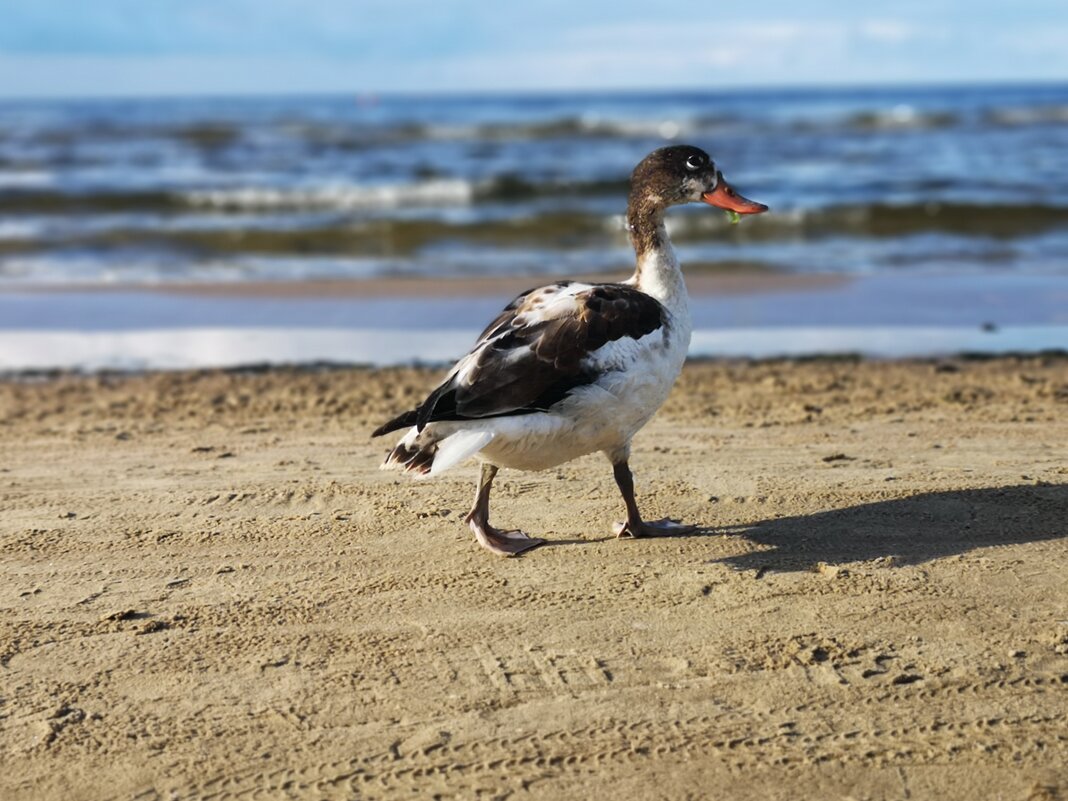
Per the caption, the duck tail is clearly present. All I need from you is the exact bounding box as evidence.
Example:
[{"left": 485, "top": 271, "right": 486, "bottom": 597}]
[
  {"left": 381, "top": 429, "right": 494, "bottom": 478},
  {"left": 372, "top": 409, "right": 419, "bottom": 438}
]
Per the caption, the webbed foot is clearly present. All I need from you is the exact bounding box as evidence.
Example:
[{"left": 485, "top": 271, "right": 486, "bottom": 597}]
[{"left": 469, "top": 520, "right": 545, "bottom": 557}]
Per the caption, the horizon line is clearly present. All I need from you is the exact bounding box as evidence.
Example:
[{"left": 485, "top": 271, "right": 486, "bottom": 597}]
[{"left": 1, "top": 76, "right": 1066, "bottom": 105}]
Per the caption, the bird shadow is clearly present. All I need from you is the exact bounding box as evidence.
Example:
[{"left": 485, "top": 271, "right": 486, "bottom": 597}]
[
  {"left": 536, "top": 537, "right": 598, "bottom": 551},
  {"left": 542, "top": 484, "right": 1068, "bottom": 571},
  {"left": 696, "top": 483, "right": 1068, "bottom": 573}
]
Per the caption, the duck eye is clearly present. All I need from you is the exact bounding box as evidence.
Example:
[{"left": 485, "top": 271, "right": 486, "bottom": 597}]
[{"left": 685, "top": 155, "right": 704, "bottom": 171}]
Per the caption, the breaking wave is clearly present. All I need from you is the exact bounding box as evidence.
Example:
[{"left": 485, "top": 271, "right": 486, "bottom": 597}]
[{"left": 2, "top": 202, "right": 1066, "bottom": 266}]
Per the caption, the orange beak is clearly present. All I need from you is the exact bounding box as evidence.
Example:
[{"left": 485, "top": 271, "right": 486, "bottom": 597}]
[{"left": 701, "top": 173, "right": 768, "bottom": 215}]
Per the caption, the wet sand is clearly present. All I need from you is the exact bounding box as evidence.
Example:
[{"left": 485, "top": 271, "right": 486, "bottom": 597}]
[
  {"left": 4, "top": 270, "right": 850, "bottom": 299},
  {"left": 2, "top": 357, "right": 1067, "bottom": 800}
]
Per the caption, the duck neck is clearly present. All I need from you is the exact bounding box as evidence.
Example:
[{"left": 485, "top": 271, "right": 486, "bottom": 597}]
[{"left": 626, "top": 199, "right": 686, "bottom": 309}]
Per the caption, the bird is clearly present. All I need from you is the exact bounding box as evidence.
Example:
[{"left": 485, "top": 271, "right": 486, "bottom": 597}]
[{"left": 372, "top": 145, "right": 767, "bottom": 556}]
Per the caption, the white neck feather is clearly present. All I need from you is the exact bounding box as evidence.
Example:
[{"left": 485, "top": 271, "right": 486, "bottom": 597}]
[{"left": 628, "top": 225, "right": 688, "bottom": 315}]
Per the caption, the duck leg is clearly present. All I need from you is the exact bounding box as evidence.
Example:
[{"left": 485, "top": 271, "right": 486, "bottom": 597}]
[
  {"left": 611, "top": 460, "right": 696, "bottom": 538},
  {"left": 465, "top": 463, "right": 545, "bottom": 557}
]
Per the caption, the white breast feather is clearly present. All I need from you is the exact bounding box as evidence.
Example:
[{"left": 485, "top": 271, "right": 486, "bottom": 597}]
[{"left": 427, "top": 430, "right": 495, "bottom": 477}]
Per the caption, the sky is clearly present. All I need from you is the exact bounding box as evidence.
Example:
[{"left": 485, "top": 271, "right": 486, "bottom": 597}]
[{"left": 0, "top": 0, "right": 1066, "bottom": 98}]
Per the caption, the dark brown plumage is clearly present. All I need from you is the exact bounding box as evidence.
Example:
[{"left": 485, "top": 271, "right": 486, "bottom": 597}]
[
  {"left": 371, "top": 281, "right": 664, "bottom": 437},
  {"left": 626, "top": 145, "right": 715, "bottom": 258}
]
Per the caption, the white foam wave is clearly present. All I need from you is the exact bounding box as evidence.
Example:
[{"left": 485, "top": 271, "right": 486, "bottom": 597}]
[
  {"left": 184, "top": 179, "right": 476, "bottom": 211},
  {"left": 0, "top": 220, "right": 47, "bottom": 240},
  {"left": 986, "top": 105, "right": 1068, "bottom": 126},
  {"left": 842, "top": 105, "right": 956, "bottom": 131},
  {"left": 0, "top": 170, "right": 54, "bottom": 188},
  {"left": 419, "top": 115, "right": 700, "bottom": 142}
]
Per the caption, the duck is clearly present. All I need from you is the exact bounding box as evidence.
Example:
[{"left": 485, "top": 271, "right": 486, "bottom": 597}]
[{"left": 372, "top": 145, "right": 767, "bottom": 556}]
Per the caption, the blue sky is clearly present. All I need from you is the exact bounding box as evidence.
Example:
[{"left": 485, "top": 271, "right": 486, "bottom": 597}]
[{"left": 0, "top": 0, "right": 1066, "bottom": 98}]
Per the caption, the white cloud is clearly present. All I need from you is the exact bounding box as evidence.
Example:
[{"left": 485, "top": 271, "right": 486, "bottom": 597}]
[
  {"left": 1001, "top": 24, "right": 1068, "bottom": 56},
  {"left": 0, "top": 54, "right": 372, "bottom": 98},
  {"left": 859, "top": 19, "right": 914, "bottom": 43},
  {"left": 561, "top": 19, "right": 848, "bottom": 50},
  {"left": 486, "top": 19, "right": 860, "bottom": 84},
  {"left": 1, "top": 12, "right": 1066, "bottom": 98}
]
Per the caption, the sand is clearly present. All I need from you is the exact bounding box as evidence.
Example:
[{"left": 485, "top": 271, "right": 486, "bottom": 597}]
[
  {"left": 8, "top": 271, "right": 850, "bottom": 298},
  {"left": 1, "top": 357, "right": 1066, "bottom": 800}
]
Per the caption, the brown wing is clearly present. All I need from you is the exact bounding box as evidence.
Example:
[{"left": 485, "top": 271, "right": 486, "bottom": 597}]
[{"left": 371, "top": 281, "right": 664, "bottom": 436}]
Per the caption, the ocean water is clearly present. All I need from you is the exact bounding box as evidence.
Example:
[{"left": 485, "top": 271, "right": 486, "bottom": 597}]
[
  {"left": 1, "top": 84, "right": 1067, "bottom": 286},
  {"left": 2, "top": 85, "right": 1068, "bottom": 368}
]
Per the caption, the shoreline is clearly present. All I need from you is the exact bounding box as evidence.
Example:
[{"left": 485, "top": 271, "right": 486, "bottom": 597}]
[
  {"left": 2, "top": 325, "right": 1067, "bottom": 374},
  {"left": 1, "top": 271, "right": 1067, "bottom": 370},
  {"left": 0, "top": 271, "right": 850, "bottom": 299}
]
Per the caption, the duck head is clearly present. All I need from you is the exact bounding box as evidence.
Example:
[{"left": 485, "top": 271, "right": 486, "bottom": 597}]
[{"left": 628, "top": 145, "right": 768, "bottom": 217}]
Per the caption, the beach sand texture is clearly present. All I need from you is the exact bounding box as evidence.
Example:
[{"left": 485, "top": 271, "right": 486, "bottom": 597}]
[{"left": 2, "top": 358, "right": 1067, "bottom": 800}]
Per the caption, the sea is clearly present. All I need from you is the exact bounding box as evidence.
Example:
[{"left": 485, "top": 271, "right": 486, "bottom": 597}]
[{"left": 1, "top": 84, "right": 1067, "bottom": 369}]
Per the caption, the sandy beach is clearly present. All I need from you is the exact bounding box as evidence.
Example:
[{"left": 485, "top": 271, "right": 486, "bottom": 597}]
[{"left": 2, "top": 357, "right": 1067, "bottom": 800}]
